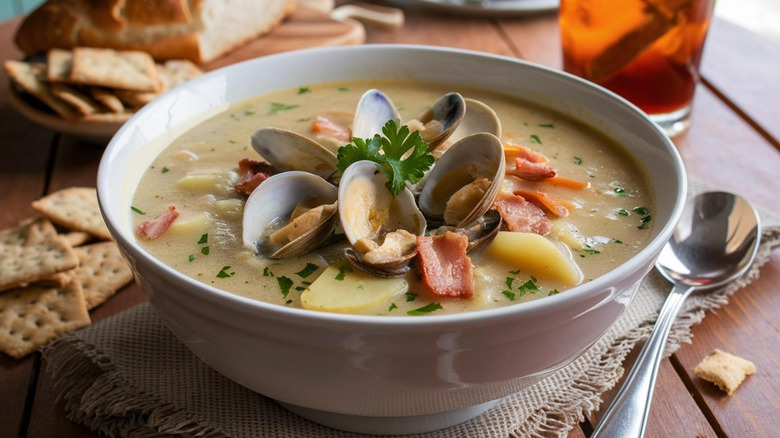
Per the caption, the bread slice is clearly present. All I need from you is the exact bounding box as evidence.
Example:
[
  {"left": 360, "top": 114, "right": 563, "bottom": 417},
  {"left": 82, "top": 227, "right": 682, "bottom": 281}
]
[{"left": 15, "top": 0, "right": 298, "bottom": 65}]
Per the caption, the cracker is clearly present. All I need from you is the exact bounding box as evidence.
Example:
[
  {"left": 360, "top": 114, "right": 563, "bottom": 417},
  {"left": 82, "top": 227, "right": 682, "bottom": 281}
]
[
  {"left": 82, "top": 111, "right": 134, "bottom": 123},
  {"left": 47, "top": 48, "right": 73, "bottom": 82},
  {"left": 694, "top": 349, "right": 756, "bottom": 395},
  {"left": 0, "top": 279, "right": 90, "bottom": 359},
  {"left": 4, "top": 60, "right": 79, "bottom": 120},
  {"left": 70, "top": 47, "right": 160, "bottom": 92},
  {"left": 31, "top": 187, "right": 112, "bottom": 240},
  {"left": 72, "top": 242, "right": 133, "bottom": 309},
  {"left": 61, "top": 231, "right": 92, "bottom": 247},
  {"left": 157, "top": 60, "right": 202, "bottom": 91},
  {"left": 32, "top": 272, "right": 73, "bottom": 289},
  {"left": 89, "top": 87, "right": 125, "bottom": 113},
  {"left": 114, "top": 89, "right": 160, "bottom": 108},
  {"left": 50, "top": 82, "right": 103, "bottom": 116},
  {"left": 0, "top": 218, "right": 79, "bottom": 292}
]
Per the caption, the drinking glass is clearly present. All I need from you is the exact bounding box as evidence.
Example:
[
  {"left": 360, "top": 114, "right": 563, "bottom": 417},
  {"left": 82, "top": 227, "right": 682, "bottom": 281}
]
[{"left": 559, "top": 0, "right": 716, "bottom": 137}]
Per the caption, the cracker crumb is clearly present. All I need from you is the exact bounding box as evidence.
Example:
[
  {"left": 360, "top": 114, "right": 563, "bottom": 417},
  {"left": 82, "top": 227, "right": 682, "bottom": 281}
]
[{"left": 694, "top": 349, "right": 756, "bottom": 395}]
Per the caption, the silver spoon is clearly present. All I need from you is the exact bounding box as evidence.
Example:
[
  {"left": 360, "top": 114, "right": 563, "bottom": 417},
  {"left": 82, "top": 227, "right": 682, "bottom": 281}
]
[{"left": 591, "top": 191, "right": 761, "bottom": 438}]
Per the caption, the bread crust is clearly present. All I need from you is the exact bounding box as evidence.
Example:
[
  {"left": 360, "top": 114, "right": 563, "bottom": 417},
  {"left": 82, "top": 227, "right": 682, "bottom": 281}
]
[{"left": 14, "top": 0, "right": 298, "bottom": 64}]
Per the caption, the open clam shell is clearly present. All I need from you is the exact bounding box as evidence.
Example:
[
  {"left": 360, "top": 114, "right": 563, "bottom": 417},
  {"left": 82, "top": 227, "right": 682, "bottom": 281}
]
[
  {"left": 447, "top": 98, "right": 502, "bottom": 144},
  {"left": 351, "top": 89, "right": 400, "bottom": 140},
  {"left": 414, "top": 92, "right": 466, "bottom": 150},
  {"left": 418, "top": 132, "right": 506, "bottom": 228},
  {"left": 251, "top": 127, "right": 338, "bottom": 180},
  {"left": 338, "top": 160, "right": 426, "bottom": 277},
  {"left": 242, "top": 171, "right": 338, "bottom": 259}
]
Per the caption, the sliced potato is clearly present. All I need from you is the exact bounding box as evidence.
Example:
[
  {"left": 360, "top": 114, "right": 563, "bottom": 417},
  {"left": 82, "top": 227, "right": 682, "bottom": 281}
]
[
  {"left": 485, "top": 232, "right": 582, "bottom": 285},
  {"left": 213, "top": 198, "right": 243, "bottom": 217},
  {"left": 168, "top": 212, "right": 209, "bottom": 235},
  {"left": 175, "top": 173, "right": 231, "bottom": 194},
  {"left": 301, "top": 262, "right": 408, "bottom": 314}
]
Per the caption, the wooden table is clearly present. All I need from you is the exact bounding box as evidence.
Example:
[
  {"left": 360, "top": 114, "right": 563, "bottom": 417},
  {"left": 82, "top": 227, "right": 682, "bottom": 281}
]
[{"left": 2, "top": 3, "right": 779, "bottom": 437}]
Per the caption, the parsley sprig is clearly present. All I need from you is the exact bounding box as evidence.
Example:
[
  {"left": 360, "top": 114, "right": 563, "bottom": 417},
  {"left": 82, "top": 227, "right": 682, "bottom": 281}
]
[{"left": 336, "top": 120, "right": 434, "bottom": 197}]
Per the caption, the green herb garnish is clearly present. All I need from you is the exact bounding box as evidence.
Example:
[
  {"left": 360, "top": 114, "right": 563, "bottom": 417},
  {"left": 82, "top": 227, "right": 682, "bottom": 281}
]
[
  {"left": 161, "top": 166, "right": 170, "bottom": 173},
  {"left": 335, "top": 265, "right": 350, "bottom": 281},
  {"left": 268, "top": 102, "right": 299, "bottom": 115},
  {"left": 612, "top": 239, "right": 623, "bottom": 244},
  {"left": 502, "top": 290, "right": 516, "bottom": 301},
  {"left": 548, "top": 289, "right": 560, "bottom": 296},
  {"left": 388, "top": 303, "right": 398, "bottom": 311},
  {"left": 617, "top": 209, "right": 630, "bottom": 216},
  {"left": 263, "top": 267, "right": 274, "bottom": 277},
  {"left": 131, "top": 206, "right": 145, "bottom": 215},
  {"left": 336, "top": 120, "right": 434, "bottom": 197},
  {"left": 201, "top": 246, "right": 210, "bottom": 255},
  {"left": 407, "top": 303, "right": 443, "bottom": 316},
  {"left": 188, "top": 254, "right": 195, "bottom": 262},
  {"left": 298, "top": 86, "right": 311, "bottom": 94},
  {"left": 633, "top": 206, "right": 649, "bottom": 215},
  {"left": 338, "top": 87, "right": 349, "bottom": 92},
  {"left": 198, "top": 233, "right": 208, "bottom": 244},
  {"left": 639, "top": 215, "right": 652, "bottom": 229},
  {"left": 509, "top": 269, "right": 522, "bottom": 275},
  {"left": 530, "top": 134, "right": 542, "bottom": 144},
  {"left": 216, "top": 266, "right": 233, "bottom": 278},
  {"left": 295, "top": 263, "right": 319, "bottom": 278},
  {"left": 505, "top": 277, "right": 515, "bottom": 289},
  {"left": 277, "top": 276, "right": 293, "bottom": 297},
  {"left": 538, "top": 123, "right": 555, "bottom": 128},
  {"left": 614, "top": 187, "right": 627, "bottom": 197},
  {"left": 244, "top": 110, "right": 256, "bottom": 116},
  {"left": 573, "top": 156, "right": 582, "bottom": 165},
  {"left": 405, "top": 293, "right": 417, "bottom": 302}
]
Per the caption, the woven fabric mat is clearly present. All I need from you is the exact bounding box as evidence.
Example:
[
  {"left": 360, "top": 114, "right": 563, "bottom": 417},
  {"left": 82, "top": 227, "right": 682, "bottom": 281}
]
[{"left": 41, "top": 182, "right": 780, "bottom": 438}]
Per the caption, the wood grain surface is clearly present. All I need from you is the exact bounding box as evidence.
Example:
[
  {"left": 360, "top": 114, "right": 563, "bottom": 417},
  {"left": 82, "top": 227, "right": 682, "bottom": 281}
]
[{"left": 0, "top": 2, "right": 779, "bottom": 438}]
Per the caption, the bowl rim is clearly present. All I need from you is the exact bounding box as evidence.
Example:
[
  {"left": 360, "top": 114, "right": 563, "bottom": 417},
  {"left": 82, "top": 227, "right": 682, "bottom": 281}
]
[{"left": 99, "top": 44, "right": 687, "bottom": 328}]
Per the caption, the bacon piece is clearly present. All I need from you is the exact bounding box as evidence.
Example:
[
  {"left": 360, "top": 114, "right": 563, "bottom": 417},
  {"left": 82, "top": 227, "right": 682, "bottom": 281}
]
[
  {"left": 234, "top": 158, "right": 274, "bottom": 196},
  {"left": 312, "top": 115, "right": 351, "bottom": 143},
  {"left": 494, "top": 194, "right": 551, "bottom": 235},
  {"left": 135, "top": 206, "right": 179, "bottom": 240},
  {"left": 416, "top": 231, "right": 474, "bottom": 298},
  {"left": 508, "top": 156, "right": 557, "bottom": 181},
  {"left": 513, "top": 190, "right": 572, "bottom": 218}
]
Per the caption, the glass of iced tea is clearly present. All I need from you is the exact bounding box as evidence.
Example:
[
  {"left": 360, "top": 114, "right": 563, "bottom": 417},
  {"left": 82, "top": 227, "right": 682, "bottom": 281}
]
[{"left": 559, "top": 0, "right": 716, "bottom": 137}]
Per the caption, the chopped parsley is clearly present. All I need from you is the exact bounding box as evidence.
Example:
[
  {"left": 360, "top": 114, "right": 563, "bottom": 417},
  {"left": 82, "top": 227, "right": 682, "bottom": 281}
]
[
  {"left": 505, "top": 277, "right": 515, "bottom": 289},
  {"left": 268, "top": 102, "right": 299, "bottom": 115},
  {"left": 188, "top": 254, "right": 195, "bottom": 262},
  {"left": 509, "top": 269, "right": 522, "bottom": 275},
  {"left": 198, "top": 233, "right": 208, "bottom": 244},
  {"left": 161, "top": 166, "right": 170, "bottom": 173},
  {"left": 405, "top": 293, "right": 417, "bottom": 302},
  {"left": 334, "top": 265, "right": 350, "bottom": 281},
  {"left": 617, "top": 209, "right": 630, "bottom": 216},
  {"left": 298, "top": 86, "right": 311, "bottom": 94},
  {"left": 295, "top": 286, "right": 307, "bottom": 292},
  {"left": 580, "top": 247, "right": 601, "bottom": 255},
  {"left": 638, "top": 214, "right": 652, "bottom": 229},
  {"left": 573, "top": 156, "right": 582, "bottom": 165},
  {"left": 530, "top": 134, "right": 542, "bottom": 144},
  {"left": 263, "top": 267, "right": 274, "bottom": 277},
  {"left": 538, "top": 123, "right": 555, "bottom": 128},
  {"left": 548, "top": 289, "right": 560, "bottom": 296},
  {"left": 388, "top": 303, "right": 398, "bottom": 312},
  {"left": 502, "top": 290, "right": 516, "bottom": 301},
  {"left": 613, "top": 187, "right": 628, "bottom": 197},
  {"left": 295, "top": 263, "right": 319, "bottom": 278},
  {"left": 633, "top": 206, "right": 649, "bottom": 215},
  {"left": 244, "top": 110, "right": 256, "bottom": 116},
  {"left": 130, "top": 206, "right": 146, "bottom": 215},
  {"left": 216, "top": 266, "right": 234, "bottom": 278},
  {"left": 612, "top": 238, "right": 623, "bottom": 244},
  {"left": 277, "top": 276, "right": 294, "bottom": 297},
  {"left": 201, "top": 246, "right": 210, "bottom": 255},
  {"left": 338, "top": 87, "right": 349, "bottom": 92},
  {"left": 336, "top": 120, "right": 434, "bottom": 197},
  {"left": 407, "top": 303, "right": 443, "bottom": 316}
]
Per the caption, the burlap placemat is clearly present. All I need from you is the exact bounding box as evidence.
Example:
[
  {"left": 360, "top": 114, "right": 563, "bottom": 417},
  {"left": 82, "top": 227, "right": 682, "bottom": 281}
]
[{"left": 41, "top": 182, "right": 780, "bottom": 438}]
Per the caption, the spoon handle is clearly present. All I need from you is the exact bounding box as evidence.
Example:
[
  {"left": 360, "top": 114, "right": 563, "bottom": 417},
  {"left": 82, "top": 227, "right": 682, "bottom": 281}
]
[{"left": 591, "top": 283, "right": 694, "bottom": 438}]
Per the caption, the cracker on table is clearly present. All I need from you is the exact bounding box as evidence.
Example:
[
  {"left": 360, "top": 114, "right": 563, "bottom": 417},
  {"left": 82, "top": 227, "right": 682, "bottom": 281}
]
[
  {"left": 89, "top": 87, "right": 125, "bottom": 113},
  {"left": 50, "top": 82, "right": 103, "bottom": 116},
  {"left": 694, "top": 349, "right": 756, "bottom": 395},
  {"left": 0, "top": 218, "right": 79, "bottom": 292},
  {"left": 4, "top": 60, "right": 79, "bottom": 120},
  {"left": 70, "top": 47, "right": 160, "bottom": 92},
  {"left": 60, "top": 231, "right": 92, "bottom": 247},
  {"left": 72, "top": 241, "right": 133, "bottom": 309},
  {"left": 0, "top": 279, "right": 90, "bottom": 359},
  {"left": 83, "top": 111, "right": 134, "bottom": 123},
  {"left": 47, "top": 48, "right": 73, "bottom": 82},
  {"left": 31, "top": 187, "right": 112, "bottom": 240},
  {"left": 157, "top": 60, "right": 202, "bottom": 90},
  {"left": 113, "top": 88, "right": 159, "bottom": 108},
  {"left": 32, "top": 272, "right": 73, "bottom": 289}
]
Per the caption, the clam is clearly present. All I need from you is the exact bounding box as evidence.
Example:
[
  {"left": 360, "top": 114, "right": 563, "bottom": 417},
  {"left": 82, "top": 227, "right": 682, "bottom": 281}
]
[
  {"left": 338, "top": 160, "right": 427, "bottom": 277},
  {"left": 448, "top": 98, "right": 502, "bottom": 144},
  {"left": 243, "top": 171, "right": 338, "bottom": 259},
  {"left": 251, "top": 127, "right": 338, "bottom": 180},
  {"left": 351, "top": 89, "right": 400, "bottom": 140},
  {"left": 411, "top": 92, "right": 466, "bottom": 150},
  {"left": 429, "top": 210, "right": 502, "bottom": 252},
  {"left": 418, "top": 132, "right": 506, "bottom": 228}
]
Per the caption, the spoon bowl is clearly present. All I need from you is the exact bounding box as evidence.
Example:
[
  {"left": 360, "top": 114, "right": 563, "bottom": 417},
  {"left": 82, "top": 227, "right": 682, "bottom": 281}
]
[{"left": 592, "top": 191, "right": 761, "bottom": 438}]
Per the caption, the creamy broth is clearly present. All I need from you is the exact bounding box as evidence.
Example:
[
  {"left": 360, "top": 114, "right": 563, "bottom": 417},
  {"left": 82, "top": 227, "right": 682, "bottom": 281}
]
[{"left": 133, "top": 80, "right": 654, "bottom": 316}]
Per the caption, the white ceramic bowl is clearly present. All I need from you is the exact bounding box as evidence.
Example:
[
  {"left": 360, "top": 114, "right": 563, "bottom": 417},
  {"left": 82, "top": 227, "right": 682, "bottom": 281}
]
[{"left": 98, "top": 45, "right": 686, "bottom": 435}]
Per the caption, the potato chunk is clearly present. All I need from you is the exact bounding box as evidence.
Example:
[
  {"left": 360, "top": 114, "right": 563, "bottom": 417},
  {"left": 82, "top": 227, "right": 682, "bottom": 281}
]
[
  {"left": 486, "top": 231, "right": 582, "bottom": 285},
  {"left": 301, "top": 262, "right": 408, "bottom": 314}
]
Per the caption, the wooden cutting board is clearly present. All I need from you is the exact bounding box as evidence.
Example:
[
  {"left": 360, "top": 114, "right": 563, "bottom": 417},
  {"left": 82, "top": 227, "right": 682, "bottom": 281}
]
[{"left": 205, "top": 8, "right": 366, "bottom": 71}]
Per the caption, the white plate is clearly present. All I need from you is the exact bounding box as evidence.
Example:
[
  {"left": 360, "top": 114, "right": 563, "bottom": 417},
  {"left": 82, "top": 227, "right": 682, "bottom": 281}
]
[{"left": 388, "top": 0, "right": 558, "bottom": 16}]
